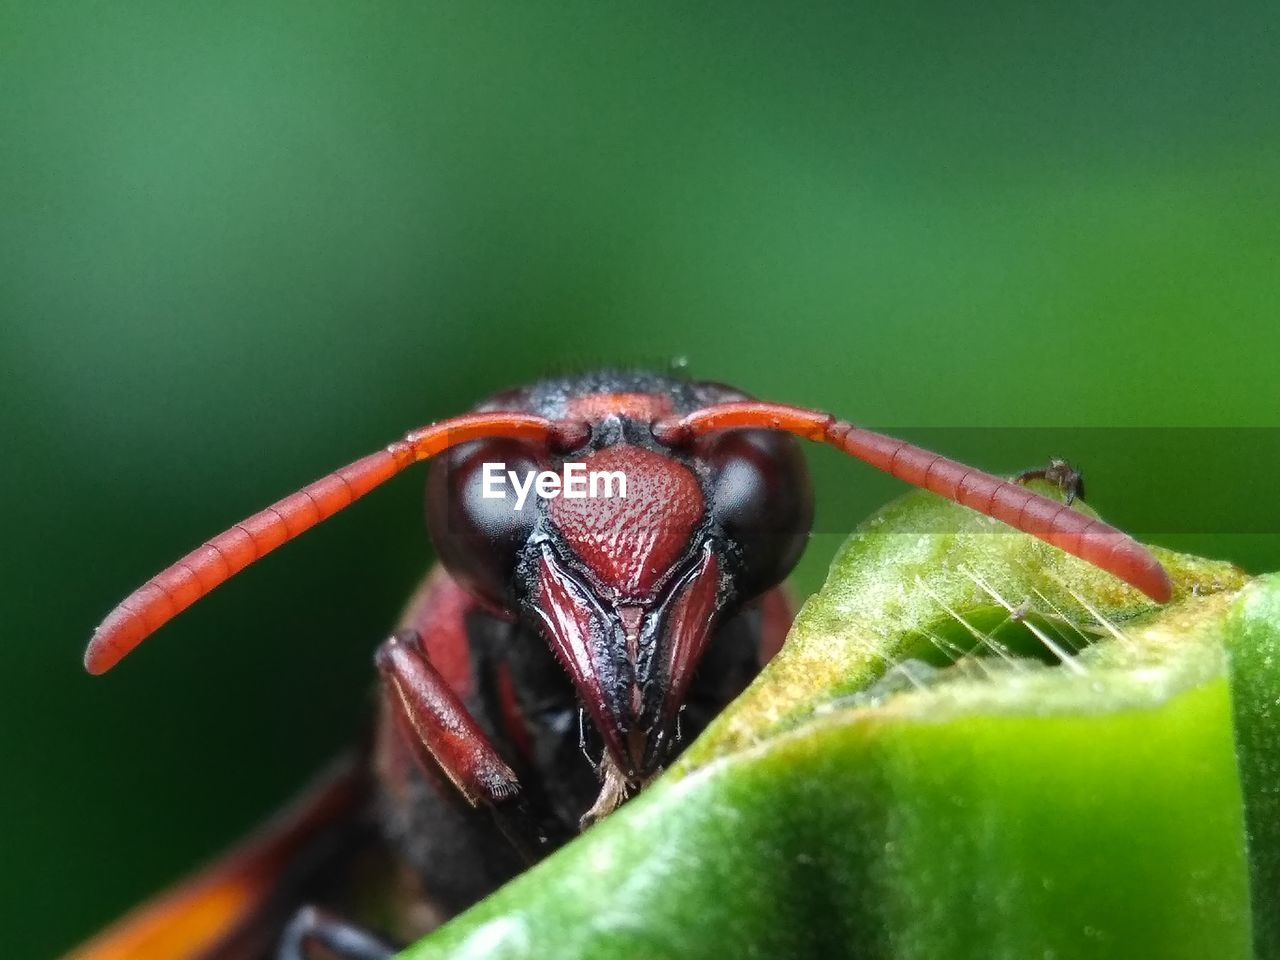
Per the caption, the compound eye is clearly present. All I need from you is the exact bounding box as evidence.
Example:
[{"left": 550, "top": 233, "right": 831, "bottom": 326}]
[
  {"left": 425, "top": 438, "right": 544, "bottom": 610},
  {"left": 703, "top": 430, "right": 814, "bottom": 600}
]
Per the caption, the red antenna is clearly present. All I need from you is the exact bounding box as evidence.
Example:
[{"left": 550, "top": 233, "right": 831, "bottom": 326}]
[
  {"left": 85, "top": 413, "right": 589, "bottom": 675},
  {"left": 89, "top": 400, "right": 1170, "bottom": 677},
  {"left": 654, "top": 402, "right": 1172, "bottom": 604}
]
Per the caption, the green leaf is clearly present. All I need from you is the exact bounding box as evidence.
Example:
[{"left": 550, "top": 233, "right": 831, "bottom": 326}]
[
  {"left": 400, "top": 486, "right": 1275, "bottom": 960},
  {"left": 1224, "top": 572, "right": 1280, "bottom": 958}
]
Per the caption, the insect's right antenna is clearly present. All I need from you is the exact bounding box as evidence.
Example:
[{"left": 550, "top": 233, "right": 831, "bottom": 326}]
[{"left": 85, "top": 413, "right": 590, "bottom": 675}]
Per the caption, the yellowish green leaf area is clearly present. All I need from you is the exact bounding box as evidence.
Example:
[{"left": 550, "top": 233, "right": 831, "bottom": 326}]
[{"left": 403, "top": 485, "right": 1280, "bottom": 960}]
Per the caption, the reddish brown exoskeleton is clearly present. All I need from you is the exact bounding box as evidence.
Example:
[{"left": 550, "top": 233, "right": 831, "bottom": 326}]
[{"left": 73, "top": 371, "right": 1169, "bottom": 960}]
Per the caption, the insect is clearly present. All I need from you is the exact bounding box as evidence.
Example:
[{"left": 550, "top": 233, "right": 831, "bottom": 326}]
[{"left": 73, "top": 371, "right": 1170, "bottom": 960}]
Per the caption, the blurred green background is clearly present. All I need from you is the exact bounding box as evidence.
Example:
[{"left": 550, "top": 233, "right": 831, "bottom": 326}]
[{"left": 2, "top": 2, "right": 1278, "bottom": 956}]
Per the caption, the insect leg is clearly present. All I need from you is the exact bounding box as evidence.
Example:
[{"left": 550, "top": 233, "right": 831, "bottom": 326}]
[
  {"left": 375, "top": 630, "right": 554, "bottom": 862},
  {"left": 1014, "top": 458, "right": 1085, "bottom": 505},
  {"left": 276, "top": 905, "right": 395, "bottom": 960}
]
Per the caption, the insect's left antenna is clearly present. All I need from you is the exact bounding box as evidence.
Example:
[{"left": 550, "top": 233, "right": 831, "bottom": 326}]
[
  {"left": 85, "top": 413, "right": 590, "bottom": 675},
  {"left": 654, "top": 402, "right": 1172, "bottom": 604}
]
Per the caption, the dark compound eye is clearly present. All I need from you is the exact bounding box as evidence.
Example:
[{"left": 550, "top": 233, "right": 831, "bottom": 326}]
[
  {"left": 701, "top": 430, "right": 814, "bottom": 601},
  {"left": 425, "top": 438, "right": 545, "bottom": 610}
]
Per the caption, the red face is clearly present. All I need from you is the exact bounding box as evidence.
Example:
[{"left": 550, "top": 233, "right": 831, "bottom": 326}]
[{"left": 426, "top": 395, "right": 812, "bottom": 788}]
